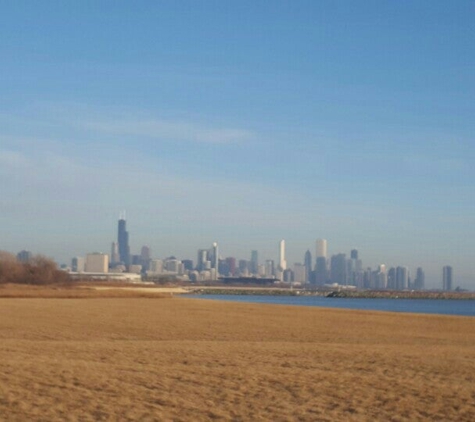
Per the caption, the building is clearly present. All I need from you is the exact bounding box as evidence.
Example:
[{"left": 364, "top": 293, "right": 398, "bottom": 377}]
[
  {"left": 117, "top": 213, "right": 130, "bottom": 267},
  {"left": 330, "top": 254, "right": 347, "bottom": 285},
  {"left": 16, "top": 250, "right": 33, "bottom": 263},
  {"left": 250, "top": 250, "right": 259, "bottom": 275},
  {"left": 71, "top": 256, "right": 85, "bottom": 272},
  {"left": 442, "top": 266, "right": 453, "bottom": 291},
  {"left": 278, "top": 240, "right": 287, "bottom": 271},
  {"left": 293, "top": 263, "right": 306, "bottom": 283},
  {"left": 315, "top": 256, "right": 327, "bottom": 285},
  {"left": 211, "top": 243, "right": 219, "bottom": 276},
  {"left": 265, "top": 259, "right": 275, "bottom": 278},
  {"left": 395, "top": 266, "right": 409, "bottom": 290},
  {"left": 110, "top": 242, "right": 120, "bottom": 265},
  {"left": 316, "top": 239, "right": 327, "bottom": 259},
  {"left": 85, "top": 253, "right": 109, "bottom": 273},
  {"left": 350, "top": 249, "right": 358, "bottom": 260},
  {"left": 304, "top": 250, "right": 312, "bottom": 282},
  {"left": 414, "top": 267, "right": 425, "bottom": 290}
]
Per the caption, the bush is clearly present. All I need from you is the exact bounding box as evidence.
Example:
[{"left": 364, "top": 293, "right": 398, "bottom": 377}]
[{"left": 0, "top": 252, "right": 71, "bottom": 285}]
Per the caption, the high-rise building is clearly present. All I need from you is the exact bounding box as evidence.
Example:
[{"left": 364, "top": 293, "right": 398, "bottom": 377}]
[
  {"left": 414, "top": 267, "right": 425, "bottom": 290},
  {"left": 278, "top": 240, "right": 287, "bottom": 271},
  {"left": 315, "top": 256, "right": 327, "bottom": 285},
  {"left": 197, "top": 249, "right": 208, "bottom": 271},
  {"left": 304, "top": 250, "right": 312, "bottom": 282},
  {"left": 250, "top": 250, "right": 259, "bottom": 274},
  {"left": 110, "top": 242, "right": 120, "bottom": 265},
  {"left": 442, "top": 266, "right": 453, "bottom": 291},
  {"left": 316, "top": 239, "right": 327, "bottom": 259},
  {"left": 396, "top": 266, "right": 409, "bottom": 290},
  {"left": 293, "top": 263, "right": 306, "bottom": 283},
  {"left": 117, "top": 213, "right": 130, "bottom": 267},
  {"left": 225, "top": 257, "right": 236, "bottom": 276},
  {"left": 85, "top": 253, "right": 109, "bottom": 273},
  {"left": 210, "top": 243, "right": 219, "bottom": 270},
  {"left": 265, "top": 259, "right": 275, "bottom": 278},
  {"left": 330, "top": 253, "right": 347, "bottom": 285},
  {"left": 350, "top": 249, "right": 358, "bottom": 260}
]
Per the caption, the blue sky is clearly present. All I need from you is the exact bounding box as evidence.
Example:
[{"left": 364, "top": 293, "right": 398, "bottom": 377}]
[{"left": 1, "top": 1, "right": 474, "bottom": 288}]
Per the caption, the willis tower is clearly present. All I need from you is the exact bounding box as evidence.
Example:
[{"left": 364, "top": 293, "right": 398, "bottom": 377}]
[{"left": 118, "top": 212, "right": 130, "bottom": 267}]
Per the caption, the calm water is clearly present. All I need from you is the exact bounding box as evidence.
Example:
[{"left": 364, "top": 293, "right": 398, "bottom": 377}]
[{"left": 185, "top": 294, "right": 475, "bottom": 317}]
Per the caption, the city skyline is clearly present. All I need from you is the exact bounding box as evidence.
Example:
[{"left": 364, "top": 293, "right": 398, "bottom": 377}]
[{"left": 1, "top": 2, "right": 474, "bottom": 288}]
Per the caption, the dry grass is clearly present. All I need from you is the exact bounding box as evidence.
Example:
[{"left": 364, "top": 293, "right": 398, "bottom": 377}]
[
  {"left": 0, "top": 283, "right": 172, "bottom": 299},
  {"left": 0, "top": 295, "right": 474, "bottom": 421}
]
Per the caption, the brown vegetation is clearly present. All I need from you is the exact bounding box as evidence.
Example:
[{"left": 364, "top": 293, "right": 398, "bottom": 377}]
[
  {"left": 0, "top": 296, "right": 474, "bottom": 421},
  {"left": 0, "top": 252, "right": 70, "bottom": 285}
]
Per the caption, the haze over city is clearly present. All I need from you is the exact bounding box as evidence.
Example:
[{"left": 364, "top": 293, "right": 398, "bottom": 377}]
[{"left": 1, "top": 2, "right": 474, "bottom": 288}]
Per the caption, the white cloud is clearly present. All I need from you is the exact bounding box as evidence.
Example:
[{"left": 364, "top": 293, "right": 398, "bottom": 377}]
[{"left": 80, "top": 118, "right": 254, "bottom": 144}]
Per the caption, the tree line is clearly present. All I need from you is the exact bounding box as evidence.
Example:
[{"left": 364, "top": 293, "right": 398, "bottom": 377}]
[{"left": 0, "top": 251, "right": 71, "bottom": 285}]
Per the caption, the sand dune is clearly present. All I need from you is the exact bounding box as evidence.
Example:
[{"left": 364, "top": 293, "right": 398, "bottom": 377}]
[{"left": 0, "top": 295, "right": 474, "bottom": 421}]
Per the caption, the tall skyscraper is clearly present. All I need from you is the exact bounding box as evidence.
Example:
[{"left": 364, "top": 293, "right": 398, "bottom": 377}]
[
  {"left": 250, "top": 250, "right": 259, "bottom": 274},
  {"left": 330, "top": 253, "right": 347, "bottom": 285},
  {"left": 265, "top": 259, "right": 275, "bottom": 278},
  {"left": 278, "top": 240, "right": 287, "bottom": 271},
  {"left": 396, "top": 266, "right": 409, "bottom": 290},
  {"left": 315, "top": 256, "right": 327, "bottom": 285},
  {"left": 350, "top": 249, "right": 358, "bottom": 260},
  {"left": 211, "top": 243, "right": 219, "bottom": 268},
  {"left": 117, "top": 213, "right": 130, "bottom": 267},
  {"left": 414, "top": 267, "right": 425, "bottom": 290},
  {"left": 304, "top": 250, "right": 312, "bottom": 282},
  {"left": 316, "top": 239, "right": 327, "bottom": 259},
  {"left": 442, "top": 266, "right": 453, "bottom": 291}
]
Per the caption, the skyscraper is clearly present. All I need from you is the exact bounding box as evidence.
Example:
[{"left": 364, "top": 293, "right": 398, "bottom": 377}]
[
  {"left": 110, "top": 242, "right": 120, "bottom": 265},
  {"left": 211, "top": 243, "right": 218, "bottom": 268},
  {"left": 330, "top": 253, "right": 347, "bottom": 285},
  {"left": 304, "top": 250, "right": 312, "bottom": 282},
  {"left": 443, "top": 266, "right": 453, "bottom": 291},
  {"left": 278, "top": 240, "right": 287, "bottom": 271},
  {"left": 250, "top": 250, "right": 259, "bottom": 275},
  {"left": 117, "top": 213, "right": 130, "bottom": 267},
  {"left": 414, "top": 267, "right": 425, "bottom": 290},
  {"left": 316, "top": 239, "right": 327, "bottom": 259},
  {"left": 396, "top": 266, "right": 409, "bottom": 290},
  {"left": 350, "top": 249, "right": 358, "bottom": 260}
]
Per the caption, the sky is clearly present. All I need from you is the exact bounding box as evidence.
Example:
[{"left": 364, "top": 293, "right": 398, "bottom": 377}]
[{"left": 1, "top": 1, "right": 474, "bottom": 288}]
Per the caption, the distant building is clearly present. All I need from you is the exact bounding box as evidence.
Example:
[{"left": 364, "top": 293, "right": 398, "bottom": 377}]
[
  {"left": 442, "top": 266, "right": 453, "bottom": 291},
  {"left": 250, "top": 250, "right": 259, "bottom": 275},
  {"left": 396, "top": 266, "right": 409, "bottom": 290},
  {"left": 117, "top": 214, "right": 130, "bottom": 267},
  {"left": 279, "top": 240, "right": 287, "bottom": 271},
  {"left": 85, "top": 253, "right": 109, "bottom": 273},
  {"left": 265, "top": 259, "right": 275, "bottom": 278},
  {"left": 293, "top": 263, "right": 306, "bottom": 283},
  {"left": 182, "top": 259, "right": 194, "bottom": 272},
  {"left": 225, "top": 257, "right": 236, "bottom": 276},
  {"left": 304, "top": 250, "right": 312, "bottom": 282},
  {"left": 17, "top": 250, "right": 33, "bottom": 263},
  {"left": 315, "top": 256, "right": 327, "bottom": 285},
  {"left": 330, "top": 254, "right": 347, "bottom": 285},
  {"left": 350, "top": 249, "right": 358, "bottom": 260},
  {"left": 414, "top": 267, "right": 425, "bottom": 290},
  {"left": 316, "top": 239, "right": 327, "bottom": 259},
  {"left": 71, "top": 256, "right": 85, "bottom": 272},
  {"left": 110, "top": 242, "right": 120, "bottom": 265}
]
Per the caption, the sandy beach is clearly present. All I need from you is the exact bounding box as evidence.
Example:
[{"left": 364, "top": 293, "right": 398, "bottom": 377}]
[{"left": 0, "top": 293, "right": 474, "bottom": 421}]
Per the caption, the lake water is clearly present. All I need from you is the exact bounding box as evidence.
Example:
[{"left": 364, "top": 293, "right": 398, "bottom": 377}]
[{"left": 185, "top": 294, "right": 475, "bottom": 317}]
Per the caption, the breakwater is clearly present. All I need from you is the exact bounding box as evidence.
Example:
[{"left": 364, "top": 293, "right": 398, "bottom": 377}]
[{"left": 187, "top": 287, "right": 475, "bottom": 300}]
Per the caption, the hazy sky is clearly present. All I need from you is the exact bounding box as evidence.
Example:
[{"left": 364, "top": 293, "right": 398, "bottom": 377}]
[{"left": 1, "top": 2, "right": 474, "bottom": 288}]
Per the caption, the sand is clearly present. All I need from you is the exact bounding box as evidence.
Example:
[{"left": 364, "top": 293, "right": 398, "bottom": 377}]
[{"left": 0, "top": 293, "right": 474, "bottom": 421}]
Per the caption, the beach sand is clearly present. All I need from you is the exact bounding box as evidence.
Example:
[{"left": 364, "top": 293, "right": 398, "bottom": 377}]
[{"left": 0, "top": 293, "right": 474, "bottom": 421}]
